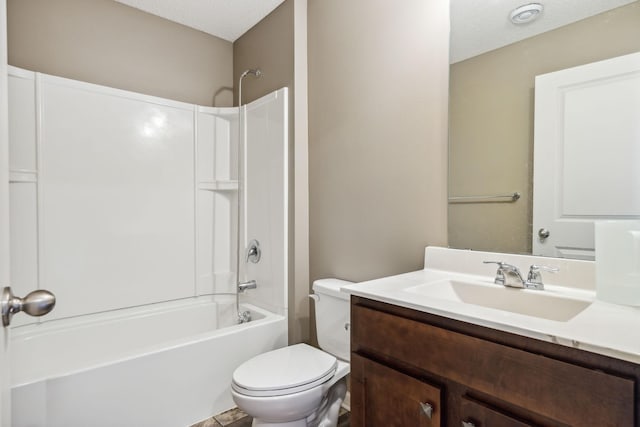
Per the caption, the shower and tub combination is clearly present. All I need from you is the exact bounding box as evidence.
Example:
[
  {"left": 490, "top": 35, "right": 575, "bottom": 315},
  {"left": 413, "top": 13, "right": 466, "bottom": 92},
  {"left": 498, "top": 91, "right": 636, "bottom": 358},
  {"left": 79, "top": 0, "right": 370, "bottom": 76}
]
[{"left": 7, "top": 66, "right": 288, "bottom": 426}]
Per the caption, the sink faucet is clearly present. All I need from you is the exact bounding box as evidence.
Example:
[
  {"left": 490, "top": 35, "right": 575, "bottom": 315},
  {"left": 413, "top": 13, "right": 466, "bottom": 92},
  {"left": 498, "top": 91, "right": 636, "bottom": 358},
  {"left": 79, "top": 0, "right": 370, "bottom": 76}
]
[
  {"left": 484, "top": 261, "right": 525, "bottom": 288},
  {"left": 483, "top": 262, "right": 559, "bottom": 290}
]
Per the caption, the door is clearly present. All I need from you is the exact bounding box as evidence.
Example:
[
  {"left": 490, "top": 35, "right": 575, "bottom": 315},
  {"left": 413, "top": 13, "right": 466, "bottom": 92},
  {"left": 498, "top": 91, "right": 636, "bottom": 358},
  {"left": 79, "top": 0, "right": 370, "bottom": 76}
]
[
  {"left": 0, "top": 0, "right": 11, "bottom": 425},
  {"left": 532, "top": 51, "right": 640, "bottom": 259}
]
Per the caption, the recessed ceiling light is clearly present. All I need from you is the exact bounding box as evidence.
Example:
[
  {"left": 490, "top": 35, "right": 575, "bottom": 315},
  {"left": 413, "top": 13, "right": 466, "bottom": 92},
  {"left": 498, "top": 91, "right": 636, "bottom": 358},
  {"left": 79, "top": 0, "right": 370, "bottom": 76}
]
[{"left": 510, "top": 3, "right": 544, "bottom": 25}]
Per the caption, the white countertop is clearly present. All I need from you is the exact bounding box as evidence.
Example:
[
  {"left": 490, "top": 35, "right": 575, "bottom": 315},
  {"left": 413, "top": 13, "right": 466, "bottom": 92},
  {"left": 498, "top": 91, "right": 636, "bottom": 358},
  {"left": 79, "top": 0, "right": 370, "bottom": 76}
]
[{"left": 342, "top": 247, "right": 640, "bottom": 364}]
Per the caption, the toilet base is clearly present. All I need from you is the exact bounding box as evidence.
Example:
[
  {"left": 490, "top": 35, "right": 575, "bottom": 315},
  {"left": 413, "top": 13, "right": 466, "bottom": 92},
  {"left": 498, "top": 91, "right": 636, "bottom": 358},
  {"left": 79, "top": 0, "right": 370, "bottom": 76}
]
[
  {"left": 252, "top": 420, "right": 307, "bottom": 427},
  {"left": 250, "top": 377, "right": 347, "bottom": 427}
]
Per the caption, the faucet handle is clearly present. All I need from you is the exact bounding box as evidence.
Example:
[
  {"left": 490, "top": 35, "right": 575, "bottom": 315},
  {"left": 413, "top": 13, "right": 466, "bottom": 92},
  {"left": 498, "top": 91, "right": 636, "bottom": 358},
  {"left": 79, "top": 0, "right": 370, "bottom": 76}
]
[
  {"left": 483, "top": 261, "right": 505, "bottom": 285},
  {"left": 483, "top": 261, "right": 521, "bottom": 272},
  {"left": 527, "top": 264, "right": 559, "bottom": 288}
]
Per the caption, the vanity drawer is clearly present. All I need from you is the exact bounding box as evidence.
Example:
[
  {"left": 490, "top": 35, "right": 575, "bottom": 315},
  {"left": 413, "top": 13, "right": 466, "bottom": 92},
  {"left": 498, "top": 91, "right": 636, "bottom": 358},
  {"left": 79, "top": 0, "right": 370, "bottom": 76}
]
[
  {"left": 352, "top": 304, "right": 635, "bottom": 426},
  {"left": 460, "top": 396, "right": 536, "bottom": 427}
]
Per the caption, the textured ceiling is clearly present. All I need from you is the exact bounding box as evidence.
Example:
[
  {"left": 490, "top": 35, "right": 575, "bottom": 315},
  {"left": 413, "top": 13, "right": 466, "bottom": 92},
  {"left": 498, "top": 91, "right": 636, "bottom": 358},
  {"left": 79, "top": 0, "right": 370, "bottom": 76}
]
[
  {"left": 113, "top": 0, "right": 286, "bottom": 42},
  {"left": 451, "top": 0, "right": 638, "bottom": 63},
  {"left": 112, "top": 0, "right": 637, "bottom": 60}
]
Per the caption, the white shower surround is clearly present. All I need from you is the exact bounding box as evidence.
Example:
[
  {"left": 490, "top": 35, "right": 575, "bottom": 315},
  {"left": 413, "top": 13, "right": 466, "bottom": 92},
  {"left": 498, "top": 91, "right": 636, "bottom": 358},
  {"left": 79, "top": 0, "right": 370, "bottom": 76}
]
[{"left": 7, "top": 67, "right": 288, "bottom": 426}]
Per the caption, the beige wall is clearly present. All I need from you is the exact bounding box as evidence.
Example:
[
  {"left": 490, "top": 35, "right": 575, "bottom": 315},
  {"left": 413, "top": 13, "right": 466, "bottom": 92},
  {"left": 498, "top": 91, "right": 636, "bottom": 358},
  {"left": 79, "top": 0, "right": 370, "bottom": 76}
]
[
  {"left": 308, "top": 0, "right": 450, "bottom": 285},
  {"left": 234, "top": 0, "right": 311, "bottom": 344},
  {"left": 449, "top": 2, "right": 640, "bottom": 254},
  {"left": 233, "top": 0, "right": 294, "bottom": 107},
  {"left": 7, "top": 0, "right": 233, "bottom": 106}
]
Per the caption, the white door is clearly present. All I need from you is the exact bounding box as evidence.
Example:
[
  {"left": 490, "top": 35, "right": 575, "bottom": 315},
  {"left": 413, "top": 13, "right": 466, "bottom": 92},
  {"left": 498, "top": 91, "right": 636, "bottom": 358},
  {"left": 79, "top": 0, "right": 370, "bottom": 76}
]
[
  {"left": 532, "top": 52, "right": 640, "bottom": 260},
  {"left": 0, "top": 0, "right": 11, "bottom": 425}
]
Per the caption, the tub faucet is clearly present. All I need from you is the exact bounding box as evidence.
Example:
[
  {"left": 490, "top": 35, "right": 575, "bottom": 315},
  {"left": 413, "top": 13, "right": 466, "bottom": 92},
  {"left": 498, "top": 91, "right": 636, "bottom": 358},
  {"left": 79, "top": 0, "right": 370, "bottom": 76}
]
[{"left": 238, "top": 279, "right": 257, "bottom": 293}]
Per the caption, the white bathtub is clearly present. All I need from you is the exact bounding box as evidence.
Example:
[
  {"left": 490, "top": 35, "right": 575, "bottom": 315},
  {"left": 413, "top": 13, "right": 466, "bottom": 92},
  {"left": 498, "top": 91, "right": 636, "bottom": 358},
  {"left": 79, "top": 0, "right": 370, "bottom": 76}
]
[{"left": 10, "top": 296, "right": 287, "bottom": 427}]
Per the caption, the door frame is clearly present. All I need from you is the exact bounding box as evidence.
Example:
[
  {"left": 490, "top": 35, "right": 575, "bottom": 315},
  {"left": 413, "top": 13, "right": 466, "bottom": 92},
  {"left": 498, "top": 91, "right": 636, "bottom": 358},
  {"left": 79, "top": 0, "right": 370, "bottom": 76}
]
[{"left": 0, "top": 0, "right": 12, "bottom": 424}]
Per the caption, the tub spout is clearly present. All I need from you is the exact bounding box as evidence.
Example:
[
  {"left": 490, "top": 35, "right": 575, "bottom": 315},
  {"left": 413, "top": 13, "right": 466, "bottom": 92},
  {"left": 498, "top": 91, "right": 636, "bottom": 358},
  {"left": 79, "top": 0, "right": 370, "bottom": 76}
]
[{"left": 238, "top": 280, "right": 257, "bottom": 293}]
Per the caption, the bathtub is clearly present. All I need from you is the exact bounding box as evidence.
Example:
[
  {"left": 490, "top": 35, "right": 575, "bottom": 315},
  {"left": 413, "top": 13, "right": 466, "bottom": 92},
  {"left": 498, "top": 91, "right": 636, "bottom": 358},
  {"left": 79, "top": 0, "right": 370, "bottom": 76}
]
[{"left": 10, "top": 296, "right": 287, "bottom": 427}]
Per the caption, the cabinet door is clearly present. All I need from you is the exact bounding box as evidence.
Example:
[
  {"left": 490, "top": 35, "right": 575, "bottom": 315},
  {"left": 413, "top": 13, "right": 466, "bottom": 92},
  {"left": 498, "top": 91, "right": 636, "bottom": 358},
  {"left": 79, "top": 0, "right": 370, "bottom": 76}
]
[
  {"left": 351, "top": 354, "right": 441, "bottom": 427},
  {"left": 460, "top": 397, "right": 536, "bottom": 427}
]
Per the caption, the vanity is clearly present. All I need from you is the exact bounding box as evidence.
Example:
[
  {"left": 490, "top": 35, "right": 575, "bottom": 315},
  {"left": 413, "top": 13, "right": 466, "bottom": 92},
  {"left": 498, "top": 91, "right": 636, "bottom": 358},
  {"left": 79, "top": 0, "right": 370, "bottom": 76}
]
[{"left": 343, "top": 247, "right": 640, "bottom": 426}]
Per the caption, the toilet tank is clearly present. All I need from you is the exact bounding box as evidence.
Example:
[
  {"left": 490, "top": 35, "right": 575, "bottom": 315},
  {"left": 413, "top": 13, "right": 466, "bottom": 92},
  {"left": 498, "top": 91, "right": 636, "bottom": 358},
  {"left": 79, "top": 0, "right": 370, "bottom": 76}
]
[{"left": 312, "top": 278, "right": 353, "bottom": 361}]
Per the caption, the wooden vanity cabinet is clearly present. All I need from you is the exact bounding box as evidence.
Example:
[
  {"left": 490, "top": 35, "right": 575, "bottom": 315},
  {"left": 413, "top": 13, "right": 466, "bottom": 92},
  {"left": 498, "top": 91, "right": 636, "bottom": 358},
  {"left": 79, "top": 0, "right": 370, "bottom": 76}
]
[{"left": 350, "top": 296, "right": 639, "bottom": 427}]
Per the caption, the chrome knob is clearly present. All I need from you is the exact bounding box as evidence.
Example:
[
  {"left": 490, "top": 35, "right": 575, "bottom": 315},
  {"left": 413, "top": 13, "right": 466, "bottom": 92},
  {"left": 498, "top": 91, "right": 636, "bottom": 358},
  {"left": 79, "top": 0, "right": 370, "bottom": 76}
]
[
  {"left": 1, "top": 286, "right": 56, "bottom": 327},
  {"left": 246, "top": 239, "right": 261, "bottom": 263},
  {"left": 538, "top": 228, "right": 551, "bottom": 240},
  {"left": 420, "top": 402, "right": 434, "bottom": 419}
]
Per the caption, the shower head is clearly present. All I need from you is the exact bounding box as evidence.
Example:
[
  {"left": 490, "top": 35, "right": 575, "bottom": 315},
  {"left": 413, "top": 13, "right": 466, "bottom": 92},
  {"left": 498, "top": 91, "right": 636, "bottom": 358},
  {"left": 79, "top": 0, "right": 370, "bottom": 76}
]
[
  {"left": 240, "top": 69, "right": 262, "bottom": 79},
  {"left": 238, "top": 68, "right": 262, "bottom": 106}
]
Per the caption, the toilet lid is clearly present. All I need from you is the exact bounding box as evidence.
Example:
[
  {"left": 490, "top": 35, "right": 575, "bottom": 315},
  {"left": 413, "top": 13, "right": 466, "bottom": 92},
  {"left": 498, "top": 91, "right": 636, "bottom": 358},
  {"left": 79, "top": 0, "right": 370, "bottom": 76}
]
[{"left": 232, "top": 343, "right": 337, "bottom": 395}]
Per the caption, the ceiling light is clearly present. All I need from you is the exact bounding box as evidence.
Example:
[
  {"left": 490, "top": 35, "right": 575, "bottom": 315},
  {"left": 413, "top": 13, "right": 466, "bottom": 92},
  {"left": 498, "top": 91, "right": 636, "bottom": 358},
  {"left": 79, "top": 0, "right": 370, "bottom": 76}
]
[{"left": 510, "top": 3, "right": 544, "bottom": 25}]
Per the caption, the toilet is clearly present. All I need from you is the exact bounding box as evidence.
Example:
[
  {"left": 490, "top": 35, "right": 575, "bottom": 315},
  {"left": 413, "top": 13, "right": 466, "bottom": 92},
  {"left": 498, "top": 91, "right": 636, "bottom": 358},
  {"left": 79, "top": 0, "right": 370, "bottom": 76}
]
[{"left": 231, "top": 279, "right": 352, "bottom": 427}]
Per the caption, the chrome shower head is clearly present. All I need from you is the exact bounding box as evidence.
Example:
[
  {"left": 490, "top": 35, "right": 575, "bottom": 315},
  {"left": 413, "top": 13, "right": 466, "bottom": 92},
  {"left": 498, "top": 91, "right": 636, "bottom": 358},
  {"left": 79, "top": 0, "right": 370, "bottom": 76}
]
[
  {"left": 240, "top": 68, "right": 262, "bottom": 79},
  {"left": 238, "top": 68, "right": 263, "bottom": 107}
]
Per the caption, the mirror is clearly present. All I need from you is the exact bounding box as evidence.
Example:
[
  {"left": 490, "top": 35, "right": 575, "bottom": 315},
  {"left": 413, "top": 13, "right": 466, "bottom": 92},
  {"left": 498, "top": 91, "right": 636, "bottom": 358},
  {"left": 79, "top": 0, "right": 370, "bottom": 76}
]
[{"left": 448, "top": 0, "right": 640, "bottom": 257}]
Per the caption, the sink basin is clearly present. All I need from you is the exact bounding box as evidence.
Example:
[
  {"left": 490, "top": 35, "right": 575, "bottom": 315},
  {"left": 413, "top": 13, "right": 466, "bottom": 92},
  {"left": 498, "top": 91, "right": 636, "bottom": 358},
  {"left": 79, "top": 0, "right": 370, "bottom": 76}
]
[{"left": 405, "top": 279, "right": 591, "bottom": 322}]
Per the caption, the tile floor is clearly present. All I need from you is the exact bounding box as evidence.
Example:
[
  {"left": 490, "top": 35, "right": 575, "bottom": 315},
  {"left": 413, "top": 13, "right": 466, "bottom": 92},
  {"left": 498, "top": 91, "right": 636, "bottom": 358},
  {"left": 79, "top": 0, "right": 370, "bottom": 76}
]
[{"left": 190, "top": 406, "right": 350, "bottom": 427}]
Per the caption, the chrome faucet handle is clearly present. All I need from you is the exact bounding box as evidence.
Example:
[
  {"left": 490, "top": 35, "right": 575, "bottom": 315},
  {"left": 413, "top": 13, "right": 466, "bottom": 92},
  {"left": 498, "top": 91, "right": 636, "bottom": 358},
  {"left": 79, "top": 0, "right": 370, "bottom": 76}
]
[
  {"left": 246, "top": 239, "right": 261, "bottom": 264},
  {"left": 526, "top": 264, "right": 559, "bottom": 289},
  {"left": 483, "top": 261, "right": 524, "bottom": 287},
  {"left": 483, "top": 261, "right": 507, "bottom": 285}
]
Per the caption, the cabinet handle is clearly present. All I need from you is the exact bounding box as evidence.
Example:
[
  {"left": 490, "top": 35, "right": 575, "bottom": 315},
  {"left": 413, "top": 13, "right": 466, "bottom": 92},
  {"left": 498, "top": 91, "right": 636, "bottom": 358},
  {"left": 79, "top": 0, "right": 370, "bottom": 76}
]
[
  {"left": 420, "top": 402, "right": 434, "bottom": 418},
  {"left": 462, "top": 421, "right": 476, "bottom": 427}
]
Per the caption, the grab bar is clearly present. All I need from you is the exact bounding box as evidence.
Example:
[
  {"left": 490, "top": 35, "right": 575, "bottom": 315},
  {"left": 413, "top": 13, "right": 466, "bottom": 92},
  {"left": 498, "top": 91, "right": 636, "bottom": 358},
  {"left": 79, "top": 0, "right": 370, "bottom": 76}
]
[{"left": 448, "top": 192, "right": 520, "bottom": 204}]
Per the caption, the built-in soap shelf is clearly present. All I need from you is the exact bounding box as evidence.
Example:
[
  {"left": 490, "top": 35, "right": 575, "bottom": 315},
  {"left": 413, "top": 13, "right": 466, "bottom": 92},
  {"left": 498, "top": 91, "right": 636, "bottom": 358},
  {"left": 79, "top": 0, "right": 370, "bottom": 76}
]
[{"left": 198, "top": 181, "right": 239, "bottom": 191}]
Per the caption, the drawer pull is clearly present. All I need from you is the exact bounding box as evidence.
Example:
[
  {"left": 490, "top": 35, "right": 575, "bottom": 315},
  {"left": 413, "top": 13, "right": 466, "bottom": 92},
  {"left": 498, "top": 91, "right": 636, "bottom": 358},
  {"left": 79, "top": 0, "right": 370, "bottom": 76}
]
[
  {"left": 420, "top": 402, "right": 434, "bottom": 418},
  {"left": 462, "top": 421, "right": 476, "bottom": 427}
]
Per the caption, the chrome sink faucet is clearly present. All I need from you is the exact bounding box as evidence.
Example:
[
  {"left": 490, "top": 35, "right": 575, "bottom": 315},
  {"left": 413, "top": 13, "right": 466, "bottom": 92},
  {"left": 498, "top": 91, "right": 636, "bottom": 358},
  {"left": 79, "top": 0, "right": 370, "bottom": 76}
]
[
  {"left": 483, "top": 261, "right": 558, "bottom": 290},
  {"left": 484, "top": 261, "right": 525, "bottom": 288}
]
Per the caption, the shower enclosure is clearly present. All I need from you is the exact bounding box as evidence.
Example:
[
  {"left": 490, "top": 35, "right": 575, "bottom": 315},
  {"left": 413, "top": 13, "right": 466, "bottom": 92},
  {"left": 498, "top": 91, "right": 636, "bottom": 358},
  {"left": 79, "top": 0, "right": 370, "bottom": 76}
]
[{"left": 6, "top": 66, "right": 288, "bottom": 427}]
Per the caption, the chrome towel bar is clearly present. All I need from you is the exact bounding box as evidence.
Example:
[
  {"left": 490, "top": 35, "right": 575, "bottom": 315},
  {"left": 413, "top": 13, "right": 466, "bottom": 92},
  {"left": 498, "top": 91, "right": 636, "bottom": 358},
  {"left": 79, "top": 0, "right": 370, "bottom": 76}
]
[{"left": 448, "top": 192, "right": 520, "bottom": 204}]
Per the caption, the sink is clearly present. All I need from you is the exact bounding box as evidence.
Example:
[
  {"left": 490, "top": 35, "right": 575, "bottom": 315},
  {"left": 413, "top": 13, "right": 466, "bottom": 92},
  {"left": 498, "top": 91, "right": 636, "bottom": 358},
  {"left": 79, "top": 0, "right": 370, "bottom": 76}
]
[{"left": 405, "top": 279, "right": 591, "bottom": 322}]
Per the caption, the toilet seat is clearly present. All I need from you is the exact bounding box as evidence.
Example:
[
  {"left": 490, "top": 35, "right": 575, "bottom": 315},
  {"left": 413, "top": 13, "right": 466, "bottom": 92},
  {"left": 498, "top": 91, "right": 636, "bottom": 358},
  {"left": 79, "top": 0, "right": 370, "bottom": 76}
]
[{"left": 232, "top": 343, "right": 338, "bottom": 397}]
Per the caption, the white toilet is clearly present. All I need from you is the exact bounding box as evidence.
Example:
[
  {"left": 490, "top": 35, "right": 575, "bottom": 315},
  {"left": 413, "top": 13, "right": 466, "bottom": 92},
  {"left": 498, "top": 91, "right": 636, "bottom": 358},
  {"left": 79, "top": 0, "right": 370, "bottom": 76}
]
[{"left": 231, "top": 279, "right": 352, "bottom": 427}]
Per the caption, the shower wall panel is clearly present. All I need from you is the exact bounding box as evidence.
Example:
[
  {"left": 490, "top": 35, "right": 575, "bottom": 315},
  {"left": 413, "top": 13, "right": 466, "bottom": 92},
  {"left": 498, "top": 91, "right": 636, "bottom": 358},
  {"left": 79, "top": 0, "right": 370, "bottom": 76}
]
[
  {"left": 242, "top": 88, "right": 288, "bottom": 316},
  {"left": 196, "top": 107, "right": 239, "bottom": 296},
  {"left": 39, "top": 75, "right": 196, "bottom": 320},
  {"left": 8, "top": 66, "right": 240, "bottom": 323}
]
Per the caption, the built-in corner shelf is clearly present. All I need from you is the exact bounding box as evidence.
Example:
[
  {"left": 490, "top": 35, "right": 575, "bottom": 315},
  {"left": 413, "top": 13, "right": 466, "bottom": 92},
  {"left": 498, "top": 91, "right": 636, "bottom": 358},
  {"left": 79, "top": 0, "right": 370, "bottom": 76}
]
[{"left": 198, "top": 181, "right": 239, "bottom": 191}]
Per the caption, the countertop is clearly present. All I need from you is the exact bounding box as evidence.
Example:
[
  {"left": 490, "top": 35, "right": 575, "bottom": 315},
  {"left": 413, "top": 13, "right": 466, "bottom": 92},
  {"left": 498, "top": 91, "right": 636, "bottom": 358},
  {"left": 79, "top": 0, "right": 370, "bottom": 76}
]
[{"left": 342, "top": 247, "right": 640, "bottom": 364}]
